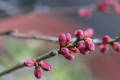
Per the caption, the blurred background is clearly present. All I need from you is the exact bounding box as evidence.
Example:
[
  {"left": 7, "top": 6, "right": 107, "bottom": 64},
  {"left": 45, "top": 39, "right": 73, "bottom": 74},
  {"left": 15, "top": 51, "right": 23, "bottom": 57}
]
[{"left": 0, "top": 0, "right": 120, "bottom": 80}]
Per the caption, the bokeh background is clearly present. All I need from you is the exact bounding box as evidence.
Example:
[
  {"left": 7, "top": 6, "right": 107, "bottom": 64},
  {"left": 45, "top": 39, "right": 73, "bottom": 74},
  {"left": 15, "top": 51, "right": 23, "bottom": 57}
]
[{"left": 0, "top": 0, "right": 120, "bottom": 80}]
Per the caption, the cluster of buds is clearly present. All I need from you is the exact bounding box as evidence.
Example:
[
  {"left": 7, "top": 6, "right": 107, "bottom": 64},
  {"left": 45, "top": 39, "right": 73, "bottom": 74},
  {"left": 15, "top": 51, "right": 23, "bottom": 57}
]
[
  {"left": 23, "top": 28, "right": 120, "bottom": 79},
  {"left": 97, "top": 0, "right": 120, "bottom": 14},
  {"left": 59, "top": 28, "right": 95, "bottom": 61},
  {"left": 78, "top": 0, "right": 120, "bottom": 18},
  {"left": 24, "top": 59, "right": 51, "bottom": 79},
  {"left": 99, "top": 35, "right": 120, "bottom": 53}
]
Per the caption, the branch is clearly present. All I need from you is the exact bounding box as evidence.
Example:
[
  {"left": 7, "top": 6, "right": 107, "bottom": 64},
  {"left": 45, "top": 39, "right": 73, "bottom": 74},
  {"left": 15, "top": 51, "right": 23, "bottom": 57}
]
[
  {"left": 0, "top": 49, "right": 58, "bottom": 77},
  {"left": 0, "top": 30, "right": 58, "bottom": 43},
  {"left": 0, "top": 30, "right": 120, "bottom": 77},
  {"left": 0, "top": 30, "right": 103, "bottom": 43}
]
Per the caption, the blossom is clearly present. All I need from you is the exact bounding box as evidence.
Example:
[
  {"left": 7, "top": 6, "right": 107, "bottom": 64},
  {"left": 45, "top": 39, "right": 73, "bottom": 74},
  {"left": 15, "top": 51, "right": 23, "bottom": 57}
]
[
  {"left": 34, "top": 66, "right": 42, "bottom": 79},
  {"left": 39, "top": 61, "right": 52, "bottom": 71},
  {"left": 84, "top": 28, "right": 94, "bottom": 37},
  {"left": 78, "top": 8, "right": 92, "bottom": 18},
  {"left": 99, "top": 44, "right": 109, "bottom": 53},
  {"left": 24, "top": 59, "right": 36, "bottom": 68},
  {"left": 75, "top": 29, "right": 84, "bottom": 39},
  {"left": 59, "top": 33, "right": 67, "bottom": 47}
]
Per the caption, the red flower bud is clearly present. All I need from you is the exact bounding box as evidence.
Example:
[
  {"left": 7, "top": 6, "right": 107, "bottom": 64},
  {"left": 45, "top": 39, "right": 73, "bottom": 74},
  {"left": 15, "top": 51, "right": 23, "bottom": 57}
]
[
  {"left": 59, "top": 33, "right": 67, "bottom": 47},
  {"left": 112, "top": 42, "right": 120, "bottom": 52},
  {"left": 39, "top": 61, "right": 52, "bottom": 71},
  {"left": 75, "top": 29, "right": 84, "bottom": 39},
  {"left": 97, "top": 1, "right": 110, "bottom": 14},
  {"left": 76, "top": 43, "right": 90, "bottom": 55},
  {"left": 78, "top": 8, "right": 92, "bottom": 18},
  {"left": 65, "top": 33, "right": 72, "bottom": 44},
  {"left": 99, "top": 44, "right": 109, "bottom": 53},
  {"left": 76, "top": 42, "right": 85, "bottom": 49},
  {"left": 24, "top": 59, "right": 36, "bottom": 68},
  {"left": 105, "top": 0, "right": 118, "bottom": 5},
  {"left": 113, "top": 4, "right": 120, "bottom": 15},
  {"left": 80, "top": 49, "right": 90, "bottom": 55},
  {"left": 64, "top": 53, "right": 75, "bottom": 61},
  {"left": 69, "top": 47, "right": 80, "bottom": 54},
  {"left": 61, "top": 48, "right": 70, "bottom": 55},
  {"left": 34, "top": 66, "right": 42, "bottom": 79},
  {"left": 85, "top": 38, "right": 95, "bottom": 52},
  {"left": 84, "top": 28, "right": 94, "bottom": 37},
  {"left": 61, "top": 48, "right": 75, "bottom": 61},
  {"left": 102, "top": 35, "right": 111, "bottom": 44}
]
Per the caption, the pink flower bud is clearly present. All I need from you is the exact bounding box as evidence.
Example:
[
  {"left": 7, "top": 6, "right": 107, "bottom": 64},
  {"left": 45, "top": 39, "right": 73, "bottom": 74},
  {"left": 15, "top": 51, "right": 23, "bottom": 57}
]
[
  {"left": 60, "top": 48, "right": 75, "bottom": 61},
  {"left": 78, "top": 8, "right": 92, "bottom": 18},
  {"left": 75, "top": 29, "right": 84, "bottom": 39},
  {"left": 99, "top": 44, "right": 109, "bottom": 53},
  {"left": 60, "top": 48, "right": 70, "bottom": 55},
  {"left": 80, "top": 49, "right": 90, "bottom": 55},
  {"left": 105, "top": 0, "right": 118, "bottom": 5},
  {"left": 24, "top": 59, "right": 36, "bottom": 68},
  {"left": 64, "top": 53, "right": 75, "bottom": 61},
  {"left": 69, "top": 47, "right": 80, "bottom": 54},
  {"left": 112, "top": 42, "right": 120, "bottom": 52},
  {"left": 84, "top": 28, "right": 94, "bottom": 37},
  {"left": 65, "top": 33, "right": 72, "bottom": 44},
  {"left": 97, "top": 1, "right": 110, "bottom": 14},
  {"left": 113, "top": 4, "right": 120, "bottom": 15},
  {"left": 102, "top": 35, "right": 111, "bottom": 44},
  {"left": 76, "top": 42, "right": 85, "bottom": 49},
  {"left": 34, "top": 66, "right": 42, "bottom": 79},
  {"left": 39, "top": 61, "right": 52, "bottom": 71},
  {"left": 59, "top": 33, "right": 67, "bottom": 47},
  {"left": 85, "top": 38, "right": 95, "bottom": 52},
  {"left": 76, "top": 43, "right": 90, "bottom": 55}
]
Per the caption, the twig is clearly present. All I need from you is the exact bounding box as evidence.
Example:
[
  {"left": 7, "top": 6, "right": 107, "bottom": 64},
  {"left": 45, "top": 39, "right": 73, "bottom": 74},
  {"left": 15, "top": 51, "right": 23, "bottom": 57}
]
[
  {"left": 0, "top": 30, "right": 58, "bottom": 43},
  {"left": 0, "top": 49, "right": 58, "bottom": 77}
]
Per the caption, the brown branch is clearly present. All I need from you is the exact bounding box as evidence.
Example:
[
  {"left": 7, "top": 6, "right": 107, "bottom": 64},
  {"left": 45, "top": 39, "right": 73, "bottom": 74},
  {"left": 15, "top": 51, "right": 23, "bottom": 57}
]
[
  {"left": 0, "top": 30, "right": 102, "bottom": 43},
  {"left": 0, "top": 49, "right": 58, "bottom": 77},
  {"left": 0, "top": 30, "right": 120, "bottom": 77},
  {"left": 0, "top": 30, "right": 58, "bottom": 43}
]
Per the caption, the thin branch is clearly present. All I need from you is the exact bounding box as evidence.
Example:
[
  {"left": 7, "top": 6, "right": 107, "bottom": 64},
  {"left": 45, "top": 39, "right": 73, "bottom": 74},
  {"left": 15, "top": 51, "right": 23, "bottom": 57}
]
[
  {"left": 0, "top": 49, "right": 58, "bottom": 77},
  {"left": 0, "top": 30, "right": 120, "bottom": 77},
  {"left": 0, "top": 30, "right": 58, "bottom": 43},
  {"left": 0, "top": 30, "right": 102, "bottom": 43}
]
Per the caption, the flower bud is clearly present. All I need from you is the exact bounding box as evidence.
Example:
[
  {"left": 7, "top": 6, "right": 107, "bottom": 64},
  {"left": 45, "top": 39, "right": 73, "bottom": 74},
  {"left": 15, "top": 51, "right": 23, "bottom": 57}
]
[
  {"left": 65, "top": 33, "right": 72, "bottom": 44},
  {"left": 102, "top": 35, "right": 111, "bottom": 44},
  {"left": 112, "top": 42, "right": 120, "bottom": 52},
  {"left": 39, "top": 61, "right": 52, "bottom": 71},
  {"left": 84, "top": 28, "right": 94, "bottom": 37},
  {"left": 60, "top": 48, "right": 70, "bottom": 55},
  {"left": 69, "top": 47, "right": 80, "bottom": 54},
  {"left": 85, "top": 38, "right": 95, "bottom": 52},
  {"left": 34, "top": 66, "right": 42, "bottom": 79},
  {"left": 97, "top": 1, "right": 110, "bottom": 14},
  {"left": 76, "top": 42, "right": 85, "bottom": 49},
  {"left": 113, "top": 4, "right": 120, "bottom": 15},
  {"left": 24, "top": 59, "right": 36, "bottom": 68},
  {"left": 80, "top": 49, "right": 90, "bottom": 55},
  {"left": 105, "top": 0, "right": 118, "bottom": 5},
  {"left": 75, "top": 29, "right": 84, "bottom": 39},
  {"left": 64, "top": 53, "right": 75, "bottom": 61},
  {"left": 59, "top": 33, "right": 67, "bottom": 47},
  {"left": 99, "top": 44, "right": 109, "bottom": 53},
  {"left": 78, "top": 8, "right": 92, "bottom": 18}
]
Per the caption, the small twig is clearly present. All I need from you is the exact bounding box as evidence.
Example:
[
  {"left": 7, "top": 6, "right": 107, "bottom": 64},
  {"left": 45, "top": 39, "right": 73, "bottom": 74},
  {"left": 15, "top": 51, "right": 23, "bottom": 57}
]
[
  {"left": 0, "top": 49, "right": 58, "bottom": 77},
  {"left": 0, "top": 30, "right": 58, "bottom": 43}
]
